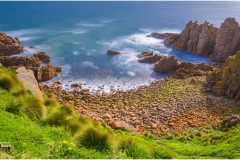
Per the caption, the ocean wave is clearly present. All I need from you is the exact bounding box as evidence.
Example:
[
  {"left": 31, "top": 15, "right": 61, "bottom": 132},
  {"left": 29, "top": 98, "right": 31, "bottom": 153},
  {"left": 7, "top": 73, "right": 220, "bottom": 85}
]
[
  {"left": 82, "top": 61, "right": 99, "bottom": 69},
  {"left": 6, "top": 28, "right": 48, "bottom": 37},
  {"left": 139, "top": 28, "right": 181, "bottom": 34},
  {"left": 73, "top": 51, "right": 81, "bottom": 56},
  {"left": 19, "top": 36, "right": 39, "bottom": 42},
  {"left": 77, "top": 22, "right": 103, "bottom": 27}
]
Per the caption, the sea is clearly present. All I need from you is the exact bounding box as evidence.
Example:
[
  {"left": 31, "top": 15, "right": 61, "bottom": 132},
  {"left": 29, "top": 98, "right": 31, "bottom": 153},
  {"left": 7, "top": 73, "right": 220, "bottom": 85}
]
[{"left": 1, "top": 1, "right": 240, "bottom": 93}]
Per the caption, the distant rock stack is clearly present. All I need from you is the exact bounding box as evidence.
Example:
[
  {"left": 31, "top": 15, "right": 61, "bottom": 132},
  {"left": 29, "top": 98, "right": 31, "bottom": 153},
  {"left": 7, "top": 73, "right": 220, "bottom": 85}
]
[
  {"left": 150, "top": 17, "right": 240, "bottom": 63},
  {"left": 209, "top": 18, "right": 240, "bottom": 62}
]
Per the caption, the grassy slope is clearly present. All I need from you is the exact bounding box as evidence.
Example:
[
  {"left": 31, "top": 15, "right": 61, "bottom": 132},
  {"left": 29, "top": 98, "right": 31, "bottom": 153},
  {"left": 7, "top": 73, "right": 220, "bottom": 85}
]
[{"left": 0, "top": 67, "right": 239, "bottom": 159}]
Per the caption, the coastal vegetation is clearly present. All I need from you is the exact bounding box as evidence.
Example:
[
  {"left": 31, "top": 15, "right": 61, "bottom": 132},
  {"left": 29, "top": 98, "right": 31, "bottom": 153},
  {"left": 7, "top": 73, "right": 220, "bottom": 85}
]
[{"left": 0, "top": 66, "right": 239, "bottom": 159}]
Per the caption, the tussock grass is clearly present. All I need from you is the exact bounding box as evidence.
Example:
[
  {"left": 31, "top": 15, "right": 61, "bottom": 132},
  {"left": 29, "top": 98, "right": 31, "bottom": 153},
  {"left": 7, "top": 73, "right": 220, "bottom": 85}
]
[
  {"left": 18, "top": 94, "right": 46, "bottom": 119},
  {"left": 78, "top": 127, "right": 112, "bottom": 151}
]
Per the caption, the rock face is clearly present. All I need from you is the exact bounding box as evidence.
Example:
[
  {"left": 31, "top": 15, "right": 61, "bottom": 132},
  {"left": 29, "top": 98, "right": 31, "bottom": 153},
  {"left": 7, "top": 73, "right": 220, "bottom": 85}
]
[
  {"left": 138, "top": 51, "right": 164, "bottom": 63},
  {"left": 209, "top": 18, "right": 240, "bottom": 63},
  {"left": 206, "top": 52, "right": 240, "bottom": 100},
  {"left": 153, "top": 21, "right": 218, "bottom": 56},
  {"left": 16, "top": 67, "right": 43, "bottom": 101},
  {"left": 33, "top": 52, "right": 50, "bottom": 63},
  {"left": 151, "top": 17, "right": 240, "bottom": 63},
  {"left": 0, "top": 32, "right": 24, "bottom": 56},
  {"left": 154, "top": 56, "right": 177, "bottom": 72},
  {"left": 107, "top": 50, "right": 121, "bottom": 55}
]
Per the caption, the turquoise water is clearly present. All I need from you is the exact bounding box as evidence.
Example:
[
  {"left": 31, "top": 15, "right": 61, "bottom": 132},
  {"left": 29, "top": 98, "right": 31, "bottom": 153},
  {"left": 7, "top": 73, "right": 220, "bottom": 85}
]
[{"left": 1, "top": 2, "right": 240, "bottom": 92}]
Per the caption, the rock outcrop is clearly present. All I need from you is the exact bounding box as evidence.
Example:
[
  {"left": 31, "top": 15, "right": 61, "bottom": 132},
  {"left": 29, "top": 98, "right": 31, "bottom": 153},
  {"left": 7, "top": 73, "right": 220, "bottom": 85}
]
[
  {"left": 150, "top": 17, "right": 240, "bottom": 63},
  {"left": 0, "top": 32, "right": 24, "bottom": 56},
  {"left": 154, "top": 56, "right": 177, "bottom": 72},
  {"left": 33, "top": 52, "right": 50, "bottom": 63},
  {"left": 0, "top": 56, "right": 41, "bottom": 67},
  {"left": 0, "top": 32, "right": 62, "bottom": 82},
  {"left": 107, "top": 50, "right": 121, "bottom": 55},
  {"left": 36, "top": 64, "right": 61, "bottom": 82},
  {"left": 16, "top": 67, "right": 43, "bottom": 101},
  {"left": 206, "top": 52, "right": 240, "bottom": 100},
  {"left": 209, "top": 18, "right": 240, "bottom": 63},
  {"left": 138, "top": 51, "right": 164, "bottom": 63}
]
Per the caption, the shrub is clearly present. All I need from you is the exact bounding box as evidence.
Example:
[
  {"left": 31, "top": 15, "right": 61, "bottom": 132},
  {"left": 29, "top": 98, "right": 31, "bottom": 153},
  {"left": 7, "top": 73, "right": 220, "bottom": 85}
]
[
  {"left": 79, "top": 127, "right": 111, "bottom": 151},
  {"left": 44, "top": 109, "right": 69, "bottom": 128},
  {"left": 152, "top": 149, "right": 173, "bottom": 159},
  {"left": 61, "top": 104, "right": 75, "bottom": 115},
  {"left": 44, "top": 98, "right": 59, "bottom": 109},
  {"left": 0, "top": 75, "right": 13, "bottom": 91},
  {"left": 18, "top": 95, "right": 45, "bottom": 119},
  {"left": 5, "top": 99, "right": 21, "bottom": 115},
  {"left": 67, "top": 118, "right": 82, "bottom": 135},
  {"left": 118, "top": 137, "right": 135, "bottom": 151},
  {"left": 125, "top": 144, "right": 149, "bottom": 158}
]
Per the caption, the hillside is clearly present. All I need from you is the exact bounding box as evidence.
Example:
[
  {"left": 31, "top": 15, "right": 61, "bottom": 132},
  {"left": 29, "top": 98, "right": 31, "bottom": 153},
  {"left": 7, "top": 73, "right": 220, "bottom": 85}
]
[{"left": 0, "top": 66, "right": 240, "bottom": 159}]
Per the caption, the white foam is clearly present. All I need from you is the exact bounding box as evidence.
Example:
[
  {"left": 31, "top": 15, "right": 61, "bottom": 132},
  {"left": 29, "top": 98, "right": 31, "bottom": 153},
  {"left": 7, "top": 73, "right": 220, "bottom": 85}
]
[
  {"left": 127, "top": 71, "right": 136, "bottom": 77},
  {"left": 125, "top": 33, "right": 163, "bottom": 46},
  {"left": 6, "top": 28, "right": 48, "bottom": 37},
  {"left": 82, "top": 61, "right": 99, "bottom": 69},
  {"left": 77, "top": 22, "right": 103, "bottom": 27},
  {"left": 73, "top": 51, "right": 81, "bottom": 56}
]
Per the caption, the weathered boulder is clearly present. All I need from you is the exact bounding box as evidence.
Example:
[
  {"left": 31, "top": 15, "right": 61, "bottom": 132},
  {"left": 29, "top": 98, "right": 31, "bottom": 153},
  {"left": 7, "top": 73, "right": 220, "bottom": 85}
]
[
  {"left": 107, "top": 50, "right": 121, "bottom": 55},
  {"left": 111, "top": 120, "right": 138, "bottom": 133},
  {"left": 0, "top": 56, "right": 41, "bottom": 67},
  {"left": 209, "top": 18, "right": 240, "bottom": 63},
  {"left": 33, "top": 52, "right": 50, "bottom": 63},
  {"left": 138, "top": 51, "right": 165, "bottom": 63},
  {"left": 0, "top": 32, "right": 24, "bottom": 56},
  {"left": 36, "top": 64, "right": 61, "bottom": 82},
  {"left": 154, "top": 56, "right": 177, "bottom": 73},
  {"left": 16, "top": 67, "right": 43, "bottom": 101},
  {"left": 206, "top": 52, "right": 240, "bottom": 100}
]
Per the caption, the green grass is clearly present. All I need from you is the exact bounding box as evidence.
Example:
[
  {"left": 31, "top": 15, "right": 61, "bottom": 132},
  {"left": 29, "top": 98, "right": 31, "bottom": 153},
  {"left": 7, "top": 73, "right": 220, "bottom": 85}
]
[{"left": 0, "top": 66, "right": 240, "bottom": 159}]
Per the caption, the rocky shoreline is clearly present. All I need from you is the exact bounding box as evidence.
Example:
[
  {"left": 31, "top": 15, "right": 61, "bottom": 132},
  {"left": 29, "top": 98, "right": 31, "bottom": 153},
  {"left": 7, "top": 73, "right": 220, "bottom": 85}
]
[
  {"left": 1, "top": 17, "right": 240, "bottom": 135},
  {"left": 42, "top": 74, "right": 240, "bottom": 135}
]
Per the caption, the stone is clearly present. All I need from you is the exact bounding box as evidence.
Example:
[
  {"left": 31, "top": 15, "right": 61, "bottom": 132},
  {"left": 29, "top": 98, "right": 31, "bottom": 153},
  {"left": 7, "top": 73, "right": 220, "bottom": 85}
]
[
  {"left": 0, "top": 32, "right": 24, "bottom": 56},
  {"left": 36, "top": 64, "right": 59, "bottom": 82},
  {"left": 206, "top": 52, "right": 240, "bottom": 100},
  {"left": 33, "top": 52, "right": 50, "bottom": 63},
  {"left": 111, "top": 120, "right": 138, "bottom": 133},
  {"left": 0, "top": 56, "right": 41, "bottom": 67},
  {"left": 107, "top": 50, "right": 121, "bottom": 55},
  {"left": 71, "top": 83, "right": 82, "bottom": 88},
  {"left": 154, "top": 56, "right": 177, "bottom": 73},
  {"left": 16, "top": 67, "right": 43, "bottom": 101},
  {"left": 138, "top": 51, "right": 164, "bottom": 63}
]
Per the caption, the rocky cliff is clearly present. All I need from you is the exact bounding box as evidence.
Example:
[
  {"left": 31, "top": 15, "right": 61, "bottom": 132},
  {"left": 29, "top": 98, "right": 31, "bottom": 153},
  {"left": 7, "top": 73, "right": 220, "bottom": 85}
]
[
  {"left": 209, "top": 18, "right": 240, "bottom": 62},
  {"left": 0, "top": 32, "right": 24, "bottom": 56},
  {"left": 206, "top": 51, "right": 240, "bottom": 100},
  {"left": 0, "top": 32, "right": 61, "bottom": 82},
  {"left": 150, "top": 17, "right": 240, "bottom": 63}
]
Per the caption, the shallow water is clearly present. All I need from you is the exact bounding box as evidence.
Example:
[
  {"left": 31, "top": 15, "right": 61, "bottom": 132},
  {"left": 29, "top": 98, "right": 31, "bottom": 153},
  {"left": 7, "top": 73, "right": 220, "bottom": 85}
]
[{"left": 1, "top": 2, "right": 240, "bottom": 93}]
